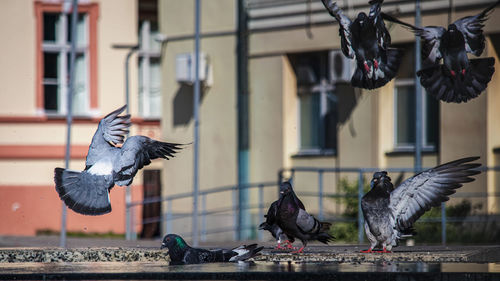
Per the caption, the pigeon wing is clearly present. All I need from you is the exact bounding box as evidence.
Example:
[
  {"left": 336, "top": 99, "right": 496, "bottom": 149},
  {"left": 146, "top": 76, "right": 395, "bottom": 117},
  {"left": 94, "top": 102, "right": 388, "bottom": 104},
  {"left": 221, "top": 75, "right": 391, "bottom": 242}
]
[
  {"left": 368, "top": 0, "right": 390, "bottom": 49},
  {"left": 114, "top": 136, "right": 184, "bottom": 186},
  {"left": 453, "top": 0, "right": 499, "bottom": 56},
  {"left": 86, "top": 105, "right": 131, "bottom": 167},
  {"left": 381, "top": 13, "right": 445, "bottom": 63},
  {"left": 322, "top": 0, "right": 354, "bottom": 58},
  {"left": 389, "top": 157, "right": 481, "bottom": 232}
]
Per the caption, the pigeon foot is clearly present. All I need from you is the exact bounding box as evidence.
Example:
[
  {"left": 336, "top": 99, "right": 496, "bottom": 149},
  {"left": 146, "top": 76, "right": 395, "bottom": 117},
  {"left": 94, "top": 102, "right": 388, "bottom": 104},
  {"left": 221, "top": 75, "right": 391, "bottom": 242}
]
[
  {"left": 360, "top": 249, "right": 374, "bottom": 253},
  {"left": 291, "top": 246, "right": 305, "bottom": 254}
]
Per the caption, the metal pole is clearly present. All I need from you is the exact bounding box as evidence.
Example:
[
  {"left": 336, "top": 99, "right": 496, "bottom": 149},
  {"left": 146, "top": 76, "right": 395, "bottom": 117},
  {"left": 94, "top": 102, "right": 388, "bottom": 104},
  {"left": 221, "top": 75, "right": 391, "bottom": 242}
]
[
  {"left": 318, "top": 171, "right": 324, "bottom": 220},
  {"left": 258, "top": 184, "right": 264, "bottom": 241},
  {"left": 414, "top": 0, "right": 423, "bottom": 173},
  {"left": 441, "top": 202, "right": 447, "bottom": 245},
  {"left": 60, "top": 0, "right": 78, "bottom": 248},
  {"left": 357, "top": 171, "right": 364, "bottom": 243},
  {"left": 237, "top": 0, "right": 250, "bottom": 241},
  {"left": 201, "top": 194, "right": 207, "bottom": 242},
  {"left": 124, "top": 46, "right": 138, "bottom": 241},
  {"left": 192, "top": 0, "right": 201, "bottom": 247}
]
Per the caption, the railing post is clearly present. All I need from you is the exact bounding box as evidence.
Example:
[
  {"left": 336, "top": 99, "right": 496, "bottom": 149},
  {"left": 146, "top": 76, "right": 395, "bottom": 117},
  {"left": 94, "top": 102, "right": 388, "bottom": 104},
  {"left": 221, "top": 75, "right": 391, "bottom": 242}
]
[
  {"left": 125, "top": 201, "right": 131, "bottom": 240},
  {"left": 166, "top": 199, "right": 172, "bottom": 235},
  {"left": 258, "top": 184, "right": 264, "bottom": 241},
  {"left": 357, "top": 170, "right": 364, "bottom": 243},
  {"left": 318, "top": 170, "right": 324, "bottom": 220},
  {"left": 232, "top": 187, "right": 238, "bottom": 240},
  {"left": 441, "top": 202, "right": 446, "bottom": 245},
  {"left": 201, "top": 194, "right": 207, "bottom": 242}
]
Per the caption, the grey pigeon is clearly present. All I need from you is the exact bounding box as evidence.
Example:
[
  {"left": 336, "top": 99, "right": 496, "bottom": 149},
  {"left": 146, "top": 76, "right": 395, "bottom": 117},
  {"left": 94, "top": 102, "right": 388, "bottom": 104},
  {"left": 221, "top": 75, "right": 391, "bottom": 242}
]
[
  {"left": 382, "top": 1, "right": 499, "bottom": 103},
  {"left": 161, "top": 234, "right": 263, "bottom": 264},
  {"left": 361, "top": 157, "right": 481, "bottom": 253},
  {"left": 54, "top": 105, "right": 186, "bottom": 215},
  {"left": 272, "top": 181, "right": 334, "bottom": 253},
  {"left": 321, "top": 0, "right": 403, "bottom": 89},
  {"left": 258, "top": 200, "right": 295, "bottom": 250}
]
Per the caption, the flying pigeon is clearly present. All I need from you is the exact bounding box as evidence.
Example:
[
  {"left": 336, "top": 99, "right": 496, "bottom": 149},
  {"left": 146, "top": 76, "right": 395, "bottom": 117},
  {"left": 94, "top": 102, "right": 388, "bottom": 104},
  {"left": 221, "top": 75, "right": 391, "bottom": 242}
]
[
  {"left": 54, "top": 105, "right": 186, "bottom": 215},
  {"left": 160, "top": 234, "right": 263, "bottom": 264},
  {"left": 382, "top": 1, "right": 499, "bottom": 103},
  {"left": 321, "top": 0, "right": 403, "bottom": 89},
  {"left": 267, "top": 181, "right": 334, "bottom": 253},
  {"left": 361, "top": 157, "right": 481, "bottom": 253},
  {"left": 258, "top": 200, "right": 295, "bottom": 250}
]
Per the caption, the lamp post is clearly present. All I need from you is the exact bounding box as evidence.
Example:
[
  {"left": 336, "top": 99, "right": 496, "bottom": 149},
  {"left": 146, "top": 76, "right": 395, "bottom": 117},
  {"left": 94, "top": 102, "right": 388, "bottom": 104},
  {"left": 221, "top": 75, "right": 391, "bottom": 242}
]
[{"left": 111, "top": 43, "right": 139, "bottom": 240}]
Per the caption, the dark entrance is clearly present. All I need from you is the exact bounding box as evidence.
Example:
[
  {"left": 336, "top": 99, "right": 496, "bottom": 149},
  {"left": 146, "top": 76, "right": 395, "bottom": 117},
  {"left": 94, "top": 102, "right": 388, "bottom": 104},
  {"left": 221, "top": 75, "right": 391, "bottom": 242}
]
[{"left": 140, "top": 169, "right": 162, "bottom": 238}]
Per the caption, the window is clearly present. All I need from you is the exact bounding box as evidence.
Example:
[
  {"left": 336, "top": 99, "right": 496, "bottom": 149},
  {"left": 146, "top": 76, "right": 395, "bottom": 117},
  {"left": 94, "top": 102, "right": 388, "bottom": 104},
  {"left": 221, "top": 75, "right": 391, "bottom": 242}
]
[
  {"left": 290, "top": 52, "right": 338, "bottom": 154},
  {"left": 138, "top": 0, "right": 161, "bottom": 118},
  {"left": 394, "top": 44, "right": 439, "bottom": 150},
  {"left": 35, "top": 2, "right": 98, "bottom": 115}
]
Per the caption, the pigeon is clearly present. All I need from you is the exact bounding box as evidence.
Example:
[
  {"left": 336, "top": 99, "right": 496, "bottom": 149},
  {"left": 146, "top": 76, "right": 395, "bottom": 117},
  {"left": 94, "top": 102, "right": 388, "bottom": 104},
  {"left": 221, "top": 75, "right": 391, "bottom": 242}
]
[
  {"left": 258, "top": 200, "right": 295, "bottom": 250},
  {"left": 160, "top": 234, "right": 263, "bottom": 264},
  {"left": 361, "top": 157, "right": 481, "bottom": 253},
  {"left": 54, "top": 105, "right": 186, "bottom": 216},
  {"left": 270, "top": 181, "right": 334, "bottom": 253},
  {"left": 321, "top": 0, "right": 403, "bottom": 89},
  {"left": 382, "top": 1, "right": 499, "bottom": 103}
]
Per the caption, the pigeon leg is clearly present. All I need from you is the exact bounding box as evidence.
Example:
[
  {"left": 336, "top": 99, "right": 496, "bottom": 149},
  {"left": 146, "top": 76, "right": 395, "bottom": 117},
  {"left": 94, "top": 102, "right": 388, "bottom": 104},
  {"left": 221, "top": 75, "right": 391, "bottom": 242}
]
[
  {"left": 461, "top": 69, "right": 466, "bottom": 76},
  {"left": 373, "top": 59, "right": 379, "bottom": 69},
  {"left": 450, "top": 70, "right": 456, "bottom": 76},
  {"left": 380, "top": 246, "right": 392, "bottom": 253},
  {"left": 291, "top": 246, "right": 305, "bottom": 254},
  {"left": 360, "top": 248, "right": 374, "bottom": 253},
  {"left": 275, "top": 242, "right": 286, "bottom": 250},
  {"left": 284, "top": 241, "right": 297, "bottom": 250},
  {"left": 364, "top": 61, "right": 370, "bottom": 72}
]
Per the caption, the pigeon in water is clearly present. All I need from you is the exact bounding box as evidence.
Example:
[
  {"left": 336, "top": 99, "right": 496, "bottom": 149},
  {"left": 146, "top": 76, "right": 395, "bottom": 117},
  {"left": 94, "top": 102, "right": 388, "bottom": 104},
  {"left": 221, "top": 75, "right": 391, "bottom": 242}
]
[
  {"left": 361, "top": 157, "right": 481, "bottom": 253},
  {"left": 160, "top": 234, "right": 263, "bottom": 264},
  {"left": 271, "top": 181, "right": 334, "bottom": 253},
  {"left": 382, "top": 1, "right": 499, "bottom": 103},
  {"left": 54, "top": 105, "right": 186, "bottom": 215},
  {"left": 321, "top": 0, "right": 403, "bottom": 89},
  {"left": 258, "top": 200, "right": 295, "bottom": 250}
]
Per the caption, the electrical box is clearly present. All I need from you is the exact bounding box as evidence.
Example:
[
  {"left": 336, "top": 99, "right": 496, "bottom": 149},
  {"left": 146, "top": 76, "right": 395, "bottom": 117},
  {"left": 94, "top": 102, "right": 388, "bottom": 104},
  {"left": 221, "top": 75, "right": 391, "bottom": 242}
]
[
  {"left": 176, "top": 53, "right": 212, "bottom": 86},
  {"left": 329, "top": 49, "right": 355, "bottom": 83}
]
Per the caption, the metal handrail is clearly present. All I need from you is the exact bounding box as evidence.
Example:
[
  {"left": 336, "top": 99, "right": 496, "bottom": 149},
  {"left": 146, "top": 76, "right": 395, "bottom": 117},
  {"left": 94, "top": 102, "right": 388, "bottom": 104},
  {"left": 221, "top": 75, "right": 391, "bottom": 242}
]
[{"left": 126, "top": 165, "right": 500, "bottom": 244}]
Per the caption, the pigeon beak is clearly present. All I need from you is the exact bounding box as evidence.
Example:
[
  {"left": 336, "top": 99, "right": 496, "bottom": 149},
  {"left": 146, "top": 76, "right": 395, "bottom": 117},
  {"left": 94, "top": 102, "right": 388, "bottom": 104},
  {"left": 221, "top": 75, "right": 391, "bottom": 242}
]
[{"left": 161, "top": 243, "right": 166, "bottom": 249}]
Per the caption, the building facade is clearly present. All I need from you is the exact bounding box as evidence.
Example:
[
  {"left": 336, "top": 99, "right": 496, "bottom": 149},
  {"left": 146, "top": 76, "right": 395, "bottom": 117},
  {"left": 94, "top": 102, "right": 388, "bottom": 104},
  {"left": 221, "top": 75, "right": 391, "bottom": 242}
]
[
  {"left": 159, "top": 0, "right": 500, "bottom": 241},
  {"left": 0, "top": 0, "right": 171, "bottom": 237}
]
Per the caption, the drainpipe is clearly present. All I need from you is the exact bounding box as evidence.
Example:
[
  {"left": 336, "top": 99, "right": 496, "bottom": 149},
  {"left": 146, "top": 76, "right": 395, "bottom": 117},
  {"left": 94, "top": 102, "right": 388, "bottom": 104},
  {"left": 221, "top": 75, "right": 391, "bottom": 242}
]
[
  {"left": 414, "top": 0, "right": 423, "bottom": 173},
  {"left": 237, "top": 0, "right": 250, "bottom": 240}
]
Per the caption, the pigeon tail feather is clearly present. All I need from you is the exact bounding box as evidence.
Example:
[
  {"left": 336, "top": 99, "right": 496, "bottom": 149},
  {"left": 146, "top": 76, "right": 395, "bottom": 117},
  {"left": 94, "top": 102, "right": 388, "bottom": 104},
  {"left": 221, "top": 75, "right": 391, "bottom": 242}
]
[
  {"left": 228, "top": 244, "right": 264, "bottom": 262},
  {"left": 54, "top": 168, "right": 112, "bottom": 216},
  {"left": 418, "top": 57, "right": 494, "bottom": 103},
  {"left": 351, "top": 48, "right": 403, "bottom": 89}
]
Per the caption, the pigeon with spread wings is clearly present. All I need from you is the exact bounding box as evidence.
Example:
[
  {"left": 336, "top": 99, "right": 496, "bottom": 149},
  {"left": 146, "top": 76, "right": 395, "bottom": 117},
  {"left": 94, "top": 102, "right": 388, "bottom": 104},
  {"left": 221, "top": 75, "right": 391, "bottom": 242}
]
[
  {"left": 361, "top": 157, "right": 481, "bottom": 253},
  {"left": 382, "top": 0, "right": 500, "bottom": 103},
  {"left": 54, "top": 105, "right": 186, "bottom": 215},
  {"left": 321, "top": 0, "right": 402, "bottom": 89}
]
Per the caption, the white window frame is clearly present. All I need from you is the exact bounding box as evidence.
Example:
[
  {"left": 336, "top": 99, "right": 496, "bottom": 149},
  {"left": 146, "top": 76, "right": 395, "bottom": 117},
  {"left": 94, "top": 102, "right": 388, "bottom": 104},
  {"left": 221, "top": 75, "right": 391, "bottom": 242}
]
[
  {"left": 42, "top": 12, "right": 89, "bottom": 116},
  {"left": 393, "top": 78, "right": 436, "bottom": 151},
  {"left": 138, "top": 20, "right": 162, "bottom": 118}
]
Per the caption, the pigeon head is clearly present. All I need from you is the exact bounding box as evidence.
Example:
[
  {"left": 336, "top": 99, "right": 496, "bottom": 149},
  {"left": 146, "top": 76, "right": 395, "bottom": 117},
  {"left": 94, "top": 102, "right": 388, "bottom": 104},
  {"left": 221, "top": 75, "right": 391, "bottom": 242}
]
[
  {"left": 448, "top": 24, "right": 457, "bottom": 33},
  {"left": 370, "top": 171, "right": 391, "bottom": 188},
  {"left": 357, "top": 12, "right": 367, "bottom": 24},
  {"left": 279, "top": 181, "right": 293, "bottom": 195},
  {"left": 161, "top": 234, "right": 189, "bottom": 261}
]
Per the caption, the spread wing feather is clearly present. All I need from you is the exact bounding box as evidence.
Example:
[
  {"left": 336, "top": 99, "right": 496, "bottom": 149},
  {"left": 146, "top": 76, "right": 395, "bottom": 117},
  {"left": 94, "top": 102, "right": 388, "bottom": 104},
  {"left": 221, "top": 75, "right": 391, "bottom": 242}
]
[
  {"left": 322, "top": 0, "right": 354, "bottom": 58},
  {"left": 389, "top": 157, "right": 481, "bottom": 231}
]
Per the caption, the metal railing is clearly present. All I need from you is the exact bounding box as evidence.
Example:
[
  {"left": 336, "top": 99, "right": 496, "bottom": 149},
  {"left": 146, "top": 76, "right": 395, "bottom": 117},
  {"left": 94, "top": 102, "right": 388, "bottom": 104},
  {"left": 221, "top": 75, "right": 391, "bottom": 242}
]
[{"left": 125, "top": 165, "right": 500, "bottom": 244}]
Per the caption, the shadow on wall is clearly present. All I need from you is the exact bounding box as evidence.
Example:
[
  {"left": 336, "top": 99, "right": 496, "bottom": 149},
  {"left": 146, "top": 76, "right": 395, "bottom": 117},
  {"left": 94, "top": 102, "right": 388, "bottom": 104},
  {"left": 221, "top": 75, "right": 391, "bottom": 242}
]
[
  {"left": 173, "top": 84, "right": 207, "bottom": 126},
  {"left": 335, "top": 83, "right": 360, "bottom": 138}
]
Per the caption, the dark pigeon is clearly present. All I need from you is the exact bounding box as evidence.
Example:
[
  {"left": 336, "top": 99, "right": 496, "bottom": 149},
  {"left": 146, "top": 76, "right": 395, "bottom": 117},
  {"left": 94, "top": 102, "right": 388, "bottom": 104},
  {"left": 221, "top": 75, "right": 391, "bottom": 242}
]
[
  {"left": 361, "top": 157, "right": 481, "bottom": 253},
  {"left": 321, "top": 0, "right": 403, "bottom": 89},
  {"left": 382, "top": 1, "right": 499, "bottom": 103},
  {"left": 259, "top": 200, "right": 295, "bottom": 250},
  {"left": 161, "top": 234, "right": 263, "bottom": 264},
  {"left": 271, "top": 181, "right": 334, "bottom": 253},
  {"left": 54, "top": 105, "right": 186, "bottom": 215}
]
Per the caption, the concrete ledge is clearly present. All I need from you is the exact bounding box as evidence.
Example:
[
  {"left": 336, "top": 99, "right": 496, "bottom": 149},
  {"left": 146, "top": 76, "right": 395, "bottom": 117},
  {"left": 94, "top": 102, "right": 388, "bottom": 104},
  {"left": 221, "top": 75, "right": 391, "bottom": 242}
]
[{"left": 1, "top": 245, "right": 499, "bottom": 263}]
